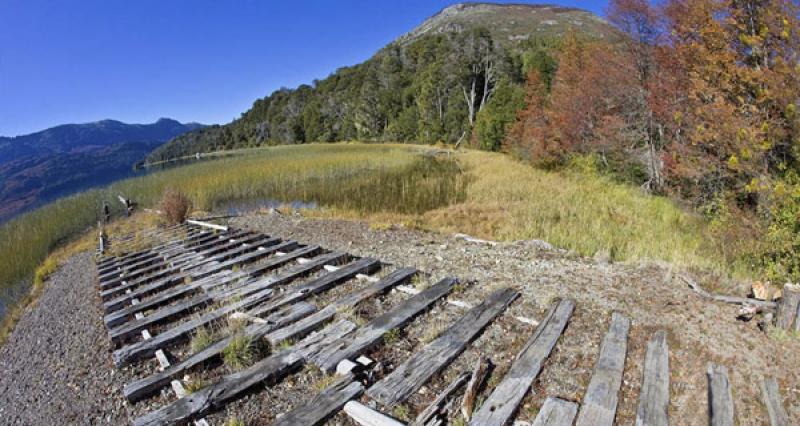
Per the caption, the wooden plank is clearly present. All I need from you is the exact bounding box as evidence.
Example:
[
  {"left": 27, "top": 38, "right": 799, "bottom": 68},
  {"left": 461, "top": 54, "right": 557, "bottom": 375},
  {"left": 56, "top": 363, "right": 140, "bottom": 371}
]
[
  {"left": 111, "top": 275, "right": 282, "bottom": 344},
  {"left": 469, "top": 299, "right": 575, "bottom": 426},
  {"left": 532, "top": 397, "right": 579, "bottom": 426},
  {"left": 266, "top": 267, "right": 417, "bottom": 346},
  {"left": 345, "top": 401, "right": 405, "bottom": 426},
  {"left": 761, "top": 377, "right": 789, "bottom": 426},
  {"left": 575, "top": 312, "right": 631, "bottom": 426},
  {"left": 103, "top": 242, "right": 313, "bottom": 314},
  {"left": 194, "top": 240, "right": 297, "bottom": 279},
  {"left": 286, "top": 320, "right": 356, "bottom": 362},
  {"left": 99, "top": 230, "right": 252, "bottom": 289},
  {"left": 410, "top": 372, "right": 470, "bottom": 426},
  {"left": 636, "top": 330, "right": 670, "bottom": 426},
  {"left": 368, "top": 288, "right": 519, "bottom": 405},
  {"left": 311, "top": 277, "right": 458, "bottom": 373},
  {"left": 103, "top": 270, "right": 232, "bottom": 328},
  {"left": 103, "top": 230, "right": 253, "bottom": 283},
  {"left": 123, "top": 302, "right": 315, "bottom": 402},
  {"left": 272, "top": 374, "right": 364, "bottom": 426},
  {"left": 707, "top": 363, "right": 734, "bottom": 426},
  {"left": 132, "top": 350, "right": 302, "bottom": 426},
  {"left": 187, "top": 219, "right": 228, "bottom": 231},
  {"left": 113, "top": 286, "right": 274, "bottom": 366},
  {"left": 461, "top": 356, "right": 491, "bottom": 421},
  {"left": 777, "top": 283, "right": 800, "bottom": 330},
  {"left": 109, "top": 292, "right": 212, "bottom": 344},
  {"left": 246, "top": 257, "right": 380, "bottom": 318}
]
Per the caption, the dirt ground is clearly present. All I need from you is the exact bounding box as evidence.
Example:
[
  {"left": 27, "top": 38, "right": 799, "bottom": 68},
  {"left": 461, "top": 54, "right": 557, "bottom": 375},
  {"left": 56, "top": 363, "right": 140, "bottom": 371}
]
[
  {"left": 224, "top": 211, "right": 799, "bottom": 425},
  {"left": 1, "top": 210, "right": 797, "bottom": 425}
]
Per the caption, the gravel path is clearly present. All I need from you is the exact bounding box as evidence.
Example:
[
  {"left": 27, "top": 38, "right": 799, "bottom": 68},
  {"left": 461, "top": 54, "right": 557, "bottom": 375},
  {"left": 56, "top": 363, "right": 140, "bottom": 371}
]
[{"left": 0, "top": 251, "right": 129, "bottom": 425}]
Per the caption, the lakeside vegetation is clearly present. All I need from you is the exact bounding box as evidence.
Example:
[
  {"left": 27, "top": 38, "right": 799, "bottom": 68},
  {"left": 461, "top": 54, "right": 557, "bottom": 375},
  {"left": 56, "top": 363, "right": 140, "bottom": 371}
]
[{"left": 0, "top": 142, "right": 755, "bottom": 343}]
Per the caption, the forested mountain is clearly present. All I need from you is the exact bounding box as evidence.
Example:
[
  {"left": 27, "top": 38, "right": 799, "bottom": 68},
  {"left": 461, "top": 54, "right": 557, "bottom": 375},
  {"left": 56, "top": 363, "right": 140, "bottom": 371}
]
[
  {"left": 146, "top": 3, "right": 619, "bottom": 162},
  {"left": 0, "top": 118, "right": 203, "bottom": 222}
]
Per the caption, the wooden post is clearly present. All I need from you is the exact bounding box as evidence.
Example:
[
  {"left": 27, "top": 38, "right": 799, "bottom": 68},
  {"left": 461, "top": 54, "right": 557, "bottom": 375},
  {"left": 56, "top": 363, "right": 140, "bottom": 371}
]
[
  {"left": 776, "top": 283, "right": 799, "bottom": 330},
  {"left": 707, "top": 363, "right": 734, "bottom": 426}
]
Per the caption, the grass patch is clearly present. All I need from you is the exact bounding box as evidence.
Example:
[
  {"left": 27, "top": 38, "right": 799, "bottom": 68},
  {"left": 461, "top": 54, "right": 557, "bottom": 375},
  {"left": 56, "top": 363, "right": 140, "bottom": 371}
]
[
  {"left": 422, "top": 151, "right": 732, "bottom": 274},
  {"left": 190, "top": 326, "right": 215, "bottom": 353},
  {"left": 184, "top": 376, "right": 210, "bottom": 394},
  {"left": 383, "top": 327, "right": 401, "bottom": 344},
  {"left": 222, "top": 332, "right": 266, "bottom": 370},
  {"left": 223, "top": 417, "right": 246, "bottom": 426}
]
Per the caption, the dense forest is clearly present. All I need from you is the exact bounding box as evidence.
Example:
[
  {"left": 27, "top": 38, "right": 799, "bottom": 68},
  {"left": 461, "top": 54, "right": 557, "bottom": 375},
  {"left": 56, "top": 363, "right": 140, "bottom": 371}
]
[{"left": 146, "top": 29, "right": 568, "bottom": 160}]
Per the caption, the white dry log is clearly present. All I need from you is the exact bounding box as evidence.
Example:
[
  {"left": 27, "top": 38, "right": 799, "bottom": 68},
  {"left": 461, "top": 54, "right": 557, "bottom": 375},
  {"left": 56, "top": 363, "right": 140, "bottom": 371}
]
[{"left": 344, "top": 401, "right": 405, "bottom": 426}]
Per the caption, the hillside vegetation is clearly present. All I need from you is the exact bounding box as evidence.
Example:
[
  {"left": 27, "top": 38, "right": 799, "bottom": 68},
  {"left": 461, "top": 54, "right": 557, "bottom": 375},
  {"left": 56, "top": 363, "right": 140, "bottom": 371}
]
[{"left": 146, "top": 4, "right": 619, "bottom": 162}]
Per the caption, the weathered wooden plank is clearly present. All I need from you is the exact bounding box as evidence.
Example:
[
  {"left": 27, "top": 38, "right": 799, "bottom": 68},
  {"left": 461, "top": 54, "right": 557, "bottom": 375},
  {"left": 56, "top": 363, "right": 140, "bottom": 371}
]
[
  {"left": 113, "top": 286, "right": 274, "bottom": 366},
  {"left": 532, "top": 397, "right": 579, "bottom": 426},
  {"left": 132, "top": 350, "right": 303, "bottom": 426},
  {"left": 246, "top": 257, "right": 380, "bottom": 318},
  {"left": 345, "top": 401, "right": 405, "bottom": 426},
  {"left": 461, "top": 356, "right": 491, "bottom": 421},
  {"left": 103, "top": 242, "right": 312, "bottom": 314},
  {"left": 761, "top": 377, "right": 789, "bottom": 426},
  {"left": 103, "top": 270, "right": 232, "bottom": 328},
  {"left": 707, "top": 363, "right": 734, "bottom": 426},
  {"left": 368, "top": 288, "right": 519, "bottom": 405},
  {"left": 272, "top": 374, "right": 364, "bottom": 426},
  {"left": 110, "top": 274, "right": 282, "bottom": 345},
  {"left": 469, "top": 298, "right": 575, "bottom": 426},
  {"left": 410, "top": 372, "right": 470, "bottom": 426},
  {"left": 99, "top": 230, "right": 252, "bottom": 289},
  {"left": 102, "top": 230, "right": 254, "bottom": 284},
  {"left": 266, "top": 267, "right": 417, "bottom": 346},
  {"left": 109, "top": 292, "right": 212, "bottom": 344},
  {"left": 293, "top": 319, "right": 358, "bottom": 360},
  {"left": 177, "top": 234, "right": 278, "bottom": 274},
  {"left": 311, "top": 277, "right": 458, "bottom": 373},
  {"left": 777, "top": 283, "right": 800, "bottom": 330},
  {"left": 197, "top": 240, "right": 297, "bottom": 278},
  {"left": 636, "top": 330, "right": 670, "bottom": 426},
  {"left": 575, "top": 312, "right": 631, "bottom": 426},
  {"left": 123, "top": 302, "right": 315, "bottom": 402},
  {"left": 98, "top": 251, "right": 163, "bottom": 280}
]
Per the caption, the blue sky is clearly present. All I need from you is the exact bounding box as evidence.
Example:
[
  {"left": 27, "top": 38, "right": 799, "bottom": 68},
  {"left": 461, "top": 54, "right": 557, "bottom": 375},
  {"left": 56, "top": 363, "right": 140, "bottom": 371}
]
[{"left": 0, "top": 0, "right": 608, "bottom": 137}]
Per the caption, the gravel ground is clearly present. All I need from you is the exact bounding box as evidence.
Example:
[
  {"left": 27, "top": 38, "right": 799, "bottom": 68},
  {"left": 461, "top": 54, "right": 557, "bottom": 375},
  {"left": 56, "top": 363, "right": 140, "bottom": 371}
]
[
  {"left": 0, "top": 212, "right": 798, "bottom": 425},
  {"left": 0, "top": 251, "right": 129, "bottom": 425}
]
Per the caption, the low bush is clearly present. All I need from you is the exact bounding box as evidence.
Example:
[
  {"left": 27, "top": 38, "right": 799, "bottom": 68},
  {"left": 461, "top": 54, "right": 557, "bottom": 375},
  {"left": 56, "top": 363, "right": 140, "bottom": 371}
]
[{"left": 159, "top": 188, "right": 192, "bottom": 224}]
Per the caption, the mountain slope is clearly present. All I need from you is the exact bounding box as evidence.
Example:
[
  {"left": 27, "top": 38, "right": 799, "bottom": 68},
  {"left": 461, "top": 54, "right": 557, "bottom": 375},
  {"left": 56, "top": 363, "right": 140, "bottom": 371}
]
[
  {"left": 147, "top": 2, "right": 618, "bottom": 162},
  {"left": 0, "top": 119, "right": 203, "bottom": 222},
  {"left": 397, "top": 3, "right": 614, "bottom": 45}
]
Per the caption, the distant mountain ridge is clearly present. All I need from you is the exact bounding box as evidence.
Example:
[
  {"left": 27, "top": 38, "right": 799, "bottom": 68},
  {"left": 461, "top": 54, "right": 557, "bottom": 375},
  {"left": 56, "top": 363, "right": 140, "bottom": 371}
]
[
  {"left": 0, "top": 118, "right": 204, "bottom": 222},
  {"left": 147, "top": 2, "right": 618, "bottom": 162}
]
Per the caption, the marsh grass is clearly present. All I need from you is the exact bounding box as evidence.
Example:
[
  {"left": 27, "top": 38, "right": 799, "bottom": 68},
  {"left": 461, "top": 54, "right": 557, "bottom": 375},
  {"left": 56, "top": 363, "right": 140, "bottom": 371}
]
[{"left": 422, "top": 151, "right": 731, "bottom": 274}]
